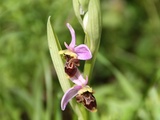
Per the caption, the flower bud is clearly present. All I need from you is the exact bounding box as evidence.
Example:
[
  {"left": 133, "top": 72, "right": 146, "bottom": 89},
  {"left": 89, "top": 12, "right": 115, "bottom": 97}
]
[
  {"left": 83, "top": 0, "right": 101, "bottom": 53},
  {"left": 73, "top": 0, "right": 101, "bottom": 54},
  {"left": 79, "top": 0, "right": 89, "bottom": 15}
]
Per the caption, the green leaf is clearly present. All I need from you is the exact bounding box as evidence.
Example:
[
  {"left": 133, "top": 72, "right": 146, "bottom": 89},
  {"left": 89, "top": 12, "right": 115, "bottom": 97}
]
[
  {"left": 85, "top": 0, "right": 101, "bottom": 53},
  {"left": 83, "top": 0, "right": 101, "bottom": 80},
  {"left": 72, "top": 0, "right": 83, "bottom": 28},
  {"left": 47, "top": 16, "right": 71, "bottom": 92}
]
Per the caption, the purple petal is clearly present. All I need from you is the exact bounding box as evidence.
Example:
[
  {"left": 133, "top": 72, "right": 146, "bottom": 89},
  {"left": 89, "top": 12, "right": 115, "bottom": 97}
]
[
  {"left": 64, "top": 42, "right": 69, "bottom": 49},
  {"left": 61, "top": 85, "right": 82, "bottom": 111},
  {"left": 74, "top": 44, "right": 92, "bottom": 60},
  {"left": 66, "top": 23, "right": 76, "bottom": 49},
  {"left": 70, "top": 70, "right": 88, "bottom": 86}
]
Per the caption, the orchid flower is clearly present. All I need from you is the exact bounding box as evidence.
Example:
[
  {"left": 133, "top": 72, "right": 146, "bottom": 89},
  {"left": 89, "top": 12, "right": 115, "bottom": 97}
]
[
  {"left": 59, "top": 23, "right": 92, "bottom": 60},
  {"left": 61, "top": 70, "right": 97, "bottom": 112},
  {"left": 61, "top": 70, "right": 88, "bottom": 110},
  {"left": 60, "top": 23, "right": 96, "bottom": 112}
]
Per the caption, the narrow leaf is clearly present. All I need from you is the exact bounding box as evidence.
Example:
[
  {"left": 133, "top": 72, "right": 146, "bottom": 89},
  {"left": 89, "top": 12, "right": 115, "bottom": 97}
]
[
  {"left": 47, "top": 16, "right": 71, "bottom": 92},
  {"left": 72, "top": 0, "right": 83, "bottom": 28}
]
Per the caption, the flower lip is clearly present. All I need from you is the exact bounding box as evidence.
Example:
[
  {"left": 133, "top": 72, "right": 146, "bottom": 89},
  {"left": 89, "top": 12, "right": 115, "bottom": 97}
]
[
  {"left": 75, "top": 86, "right": 97, "bottom": 112},
  {"left": 76, "top": 91, "right": 97, "bottom": 112},
  {"left": 64, "top": 55, "right": 80, "bottom": 77}
]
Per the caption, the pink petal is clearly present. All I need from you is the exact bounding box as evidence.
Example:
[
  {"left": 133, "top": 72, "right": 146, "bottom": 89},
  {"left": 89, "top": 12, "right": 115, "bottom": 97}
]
[
  {"left": 64, "top": 42, "right": 69, "bottom": 49},
  {"left": 61, "top": 86, "right": 81, "bottom": 111},
  {"left": 70, "top": 70, "right": 88, "bottom": 86},
  {"left": 66, "top": 23, "right": 76, "bottom": 49},
  {"left": 74, "top": 44, "right": 92, "bottom": 60}
]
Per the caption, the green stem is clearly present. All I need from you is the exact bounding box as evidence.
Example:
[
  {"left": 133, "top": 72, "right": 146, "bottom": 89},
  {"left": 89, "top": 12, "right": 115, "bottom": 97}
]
[{"left": 83, "top": 52, "right": 97, "bottom": 81}]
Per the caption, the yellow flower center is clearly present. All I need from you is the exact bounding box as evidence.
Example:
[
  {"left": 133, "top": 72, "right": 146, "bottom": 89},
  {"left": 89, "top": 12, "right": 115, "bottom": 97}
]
[
  {"left": 59, "top": 50, "right": 77, "bottom": 58},
  {"left": 77, "top": 86, "right": 93, "bottom": 95}
]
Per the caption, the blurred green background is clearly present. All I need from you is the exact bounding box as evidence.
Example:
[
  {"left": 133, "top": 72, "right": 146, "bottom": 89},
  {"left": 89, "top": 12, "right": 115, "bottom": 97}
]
[{"left": 1, "top": 0, "right": 160, "bottom": 120}]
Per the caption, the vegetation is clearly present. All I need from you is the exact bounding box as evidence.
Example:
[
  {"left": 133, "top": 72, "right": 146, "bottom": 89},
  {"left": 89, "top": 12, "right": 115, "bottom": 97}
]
[{"left": 0, "top": 0, "right": 160, "bottom": 120}]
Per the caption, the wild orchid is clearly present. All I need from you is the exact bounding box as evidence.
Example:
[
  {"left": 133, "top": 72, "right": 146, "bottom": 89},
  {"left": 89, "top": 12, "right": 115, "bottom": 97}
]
[
  {"left": 61, "top": 70, "right": 97, "bottom": 112},
  {"left": 59, "top": 23, "right": 92, "bottom": 77},
  {"left": 59, "top": 23, "right": 92, "bottom": 60},
  {"left": 47, "top": 0, "right": 101, "bottom": 118},
  {"left": 59, "top": 23, "right": 97, "bottom": 112}
]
